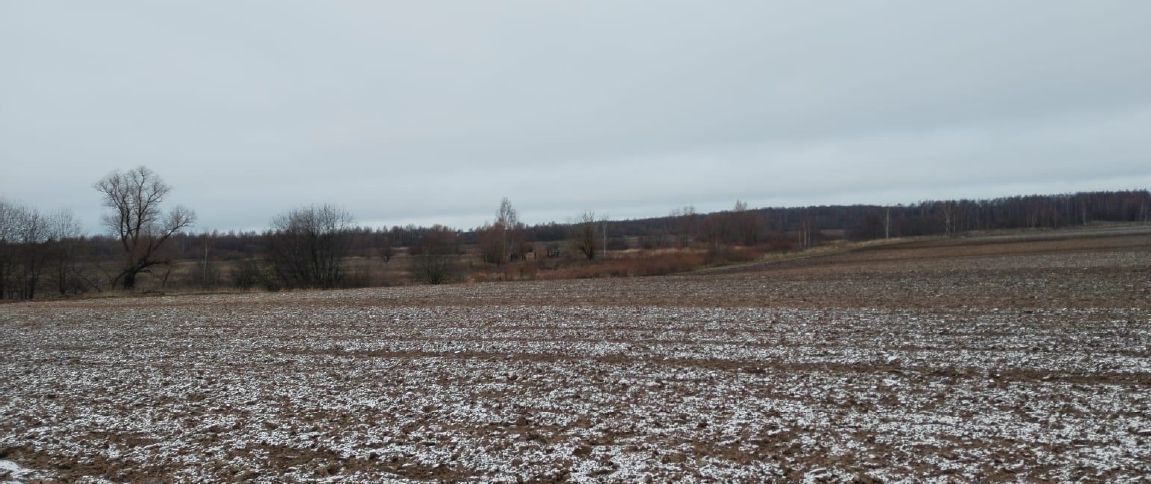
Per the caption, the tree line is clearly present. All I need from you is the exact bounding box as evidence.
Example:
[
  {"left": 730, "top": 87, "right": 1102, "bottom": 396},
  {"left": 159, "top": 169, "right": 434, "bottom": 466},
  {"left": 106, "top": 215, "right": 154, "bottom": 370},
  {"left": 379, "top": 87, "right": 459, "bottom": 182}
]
[{"left": 2, "top": 165, "right": 1148, "bottom": 301}]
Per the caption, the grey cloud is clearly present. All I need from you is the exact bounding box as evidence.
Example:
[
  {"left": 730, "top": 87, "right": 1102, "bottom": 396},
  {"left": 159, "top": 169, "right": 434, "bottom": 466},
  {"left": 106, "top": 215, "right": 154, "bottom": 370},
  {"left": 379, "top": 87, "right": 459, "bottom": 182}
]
[{"left": 1, "top": 1, "right": 1149, "bottom": 232}]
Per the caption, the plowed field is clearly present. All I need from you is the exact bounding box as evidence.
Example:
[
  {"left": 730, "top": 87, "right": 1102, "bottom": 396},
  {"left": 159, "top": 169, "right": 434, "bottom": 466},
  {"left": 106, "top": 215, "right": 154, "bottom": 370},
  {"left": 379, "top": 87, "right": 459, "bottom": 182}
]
[{"left": 3, "top": 227, "right": 1150, "bottom": 482}]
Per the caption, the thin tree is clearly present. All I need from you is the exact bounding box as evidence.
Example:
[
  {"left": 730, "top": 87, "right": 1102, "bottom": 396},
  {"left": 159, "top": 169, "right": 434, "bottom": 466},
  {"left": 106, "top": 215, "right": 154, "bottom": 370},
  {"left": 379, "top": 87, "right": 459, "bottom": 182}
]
[
  {"left": 94, "top": 166, "right": 195, "bottom": 290},
  {"left": 940, "top": 201, "right": 956, "bottom": 237},
  {"left": 478, "top": 197, "right": 524, "bottom": 266},
  {"left": 378, "top": 236, "right": 395, "bottom": 263},
  {"left": 572, "top": 211, "right": 600, "bottom": 260}
]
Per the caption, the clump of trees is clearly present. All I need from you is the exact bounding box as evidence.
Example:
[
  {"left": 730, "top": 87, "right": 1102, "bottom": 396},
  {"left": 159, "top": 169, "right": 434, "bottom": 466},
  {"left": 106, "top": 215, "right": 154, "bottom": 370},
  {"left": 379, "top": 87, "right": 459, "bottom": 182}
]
[
  {"left": 476, "top": 198, "right": 527, "bottom": 266},
  {"left": 1, "top": 200, "right": 89, "bottom": 300},
  {"left": 266, "top": 204, "right": 355, "bottom": 289},
  {"left": 411, "top": 225, "right": 459, "bottom": 284},
  {"left": 699, "top": 200, "right": 761, "bottom": 248},
  {"left": 44, "top": 211, "right": 89, "bottom": 295},
  {"left": 0, "top": 200, "right": 47, "bottom": 300}
]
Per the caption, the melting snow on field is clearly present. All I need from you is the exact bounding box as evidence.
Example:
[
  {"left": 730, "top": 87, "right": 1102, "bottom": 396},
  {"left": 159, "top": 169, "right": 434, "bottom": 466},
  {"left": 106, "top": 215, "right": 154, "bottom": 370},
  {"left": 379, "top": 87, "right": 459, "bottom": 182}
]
[{"left": 1, "top": 278, "right": 1149, "bottom": 481}]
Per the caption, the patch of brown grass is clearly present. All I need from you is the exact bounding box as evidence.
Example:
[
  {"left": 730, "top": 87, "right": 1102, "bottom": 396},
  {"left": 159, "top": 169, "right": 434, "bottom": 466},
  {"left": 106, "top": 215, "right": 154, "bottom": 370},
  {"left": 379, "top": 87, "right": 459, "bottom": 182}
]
[
  {"left": 537, "top": 250, "right": 709, "bottom": 279},
  {"left": 467, "top": 246, "right": 777, "bottom": 281}
]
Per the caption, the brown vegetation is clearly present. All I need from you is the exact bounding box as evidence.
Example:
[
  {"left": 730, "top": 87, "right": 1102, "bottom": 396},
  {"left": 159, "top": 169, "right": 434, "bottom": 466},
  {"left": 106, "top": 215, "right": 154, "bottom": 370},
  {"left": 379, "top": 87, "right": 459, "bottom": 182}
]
[{"left": 3, "top": 176, "right": 1150, "bottom": 301}]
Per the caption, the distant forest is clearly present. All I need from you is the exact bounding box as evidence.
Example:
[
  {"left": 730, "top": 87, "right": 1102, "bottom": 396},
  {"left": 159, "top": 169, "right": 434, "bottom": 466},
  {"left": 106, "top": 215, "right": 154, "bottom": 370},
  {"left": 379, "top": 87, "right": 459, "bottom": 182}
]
[{"left": 2, "top": 166, "right": 1149, "bottom": 300}]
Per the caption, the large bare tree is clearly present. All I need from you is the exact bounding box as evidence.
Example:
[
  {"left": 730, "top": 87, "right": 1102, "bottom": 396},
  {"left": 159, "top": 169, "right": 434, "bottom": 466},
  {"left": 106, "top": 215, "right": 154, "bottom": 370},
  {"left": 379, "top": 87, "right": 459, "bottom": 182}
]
[{"left": 94, "top": 166, "right": 195, "bottom": 290}]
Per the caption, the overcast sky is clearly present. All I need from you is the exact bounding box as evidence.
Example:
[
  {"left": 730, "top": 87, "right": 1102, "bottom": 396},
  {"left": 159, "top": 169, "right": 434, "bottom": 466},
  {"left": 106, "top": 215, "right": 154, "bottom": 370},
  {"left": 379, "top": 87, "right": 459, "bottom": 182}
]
[{"left": 2, "top": 1, "right": 1149, "bottom": 233}]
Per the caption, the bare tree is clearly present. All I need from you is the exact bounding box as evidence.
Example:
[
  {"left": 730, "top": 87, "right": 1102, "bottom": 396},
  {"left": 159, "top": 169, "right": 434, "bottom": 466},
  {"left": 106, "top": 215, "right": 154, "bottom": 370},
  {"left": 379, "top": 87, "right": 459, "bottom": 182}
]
[
  {"left": 185, "top": 233, "right": 221, "bottom": 289},
  {"left": 44, "top": 210, "right": 92, "bottom": 296},
  {"left": 413, "top": 225, "right": 458, "bottom": 284},
  {"left": 476, "top": 224, "right": 503, "bottom": 265},
  {"left": 572, "top": 211, "right": 600, "bottom": 260},
  {"left": 378, "top": 237, "right": 395, "bottom": 263},
  {"left": 0, "top": 200, "right": 48, "bottom": 299},
  {"left": 669, "top": 205, "right": 698, "bottom": 248},
  {"left": 94, "top": 167, "right": 195, "bottom": 290},
  {"left": 885, "top": 207, "right": 891, "bottom": 239},
  {"left": 267, "top": 204, "right": 354, "bottom": 289},
  {"left": 939, "top": 201, "right": 956, "bottom": 237},
  {"left": 477, "top": 197, "right": 525, "bottom": 266},
  {"left": 731, "top": 200, "right": 760, "bottom": 246},
  {"left": 0, "top": 200, "right": 21, "bottom": 298}
]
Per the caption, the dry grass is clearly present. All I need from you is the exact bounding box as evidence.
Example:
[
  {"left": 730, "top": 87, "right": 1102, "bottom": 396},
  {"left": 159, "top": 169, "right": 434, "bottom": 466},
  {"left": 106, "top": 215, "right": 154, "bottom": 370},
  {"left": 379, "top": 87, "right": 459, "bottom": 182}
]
[{"left": 470, "top": 246, "right": 769, "bottom": 281}]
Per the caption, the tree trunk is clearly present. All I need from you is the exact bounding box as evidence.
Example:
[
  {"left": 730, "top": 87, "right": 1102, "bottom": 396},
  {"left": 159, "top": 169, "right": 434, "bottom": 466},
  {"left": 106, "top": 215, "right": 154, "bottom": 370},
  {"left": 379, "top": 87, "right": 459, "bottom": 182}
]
[{"left": 122, "top": 270, "right": 138, "bottom": 290}]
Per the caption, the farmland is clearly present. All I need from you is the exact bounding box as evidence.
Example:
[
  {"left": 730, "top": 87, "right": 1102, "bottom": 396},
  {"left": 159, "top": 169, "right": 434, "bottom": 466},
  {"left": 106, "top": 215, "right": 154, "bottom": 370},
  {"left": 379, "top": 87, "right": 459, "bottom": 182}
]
[{"left": 2, "top": 226, "right": 1150, "bottom": 482}]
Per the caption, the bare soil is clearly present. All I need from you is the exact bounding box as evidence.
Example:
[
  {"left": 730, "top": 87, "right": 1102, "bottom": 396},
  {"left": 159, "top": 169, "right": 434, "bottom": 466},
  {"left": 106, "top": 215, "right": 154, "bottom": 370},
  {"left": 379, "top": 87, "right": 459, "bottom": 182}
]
[{"left": 2, "top": 226, "right": 1150, "bottom": 482}]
